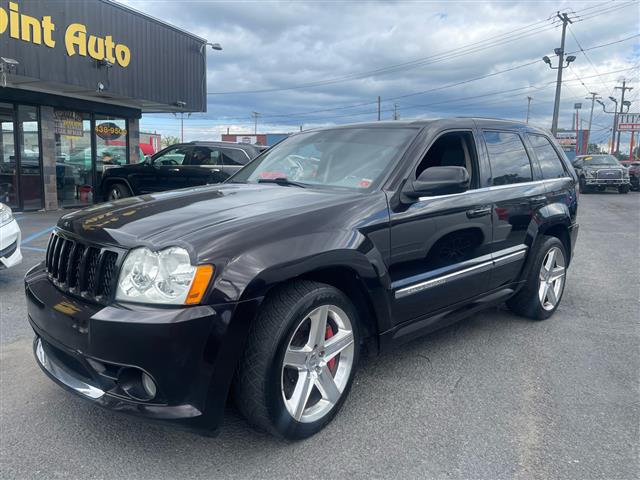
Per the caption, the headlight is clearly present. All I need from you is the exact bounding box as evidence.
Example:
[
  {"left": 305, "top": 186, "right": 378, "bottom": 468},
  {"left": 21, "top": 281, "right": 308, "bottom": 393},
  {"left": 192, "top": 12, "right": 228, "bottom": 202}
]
[
  {"left": 0, "top": 203, "right": 14, "bottom": 227},
  {"left": 584, "top": 169, "right": 595, "bottom": 178},
  {"left": 116, "top": 247, "right": 213, "bottom": 305}
]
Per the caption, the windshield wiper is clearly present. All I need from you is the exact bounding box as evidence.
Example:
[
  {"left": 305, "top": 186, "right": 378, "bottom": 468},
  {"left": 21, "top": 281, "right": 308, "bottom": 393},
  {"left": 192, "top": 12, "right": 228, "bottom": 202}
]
[{"left": 257, "top": 177, "right": 307, "bottom": 188}]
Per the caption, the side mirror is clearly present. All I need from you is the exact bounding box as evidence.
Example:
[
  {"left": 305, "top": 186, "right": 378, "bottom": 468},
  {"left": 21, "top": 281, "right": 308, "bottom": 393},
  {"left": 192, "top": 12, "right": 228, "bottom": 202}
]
[{"left": 403, "top": 166, "right": 470, "bottom": 200}]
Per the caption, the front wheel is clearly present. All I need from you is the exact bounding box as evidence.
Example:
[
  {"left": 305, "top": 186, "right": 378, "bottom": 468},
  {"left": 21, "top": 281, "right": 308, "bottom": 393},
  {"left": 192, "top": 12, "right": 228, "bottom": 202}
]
[
  {"left": 507, "top": 236, "right": 567, "bottom": 320},
  {"left": 106, "top": 182, "right": 131, "bottom": 201},
  {"left": 618, "top": 185, "right": 630, "bottom": 194},
  {"left": 579, "top": 177, "right": 591, "bottom": 194},
  {"left": 234, "top": 281, "right": 359, "bottom": 440}
]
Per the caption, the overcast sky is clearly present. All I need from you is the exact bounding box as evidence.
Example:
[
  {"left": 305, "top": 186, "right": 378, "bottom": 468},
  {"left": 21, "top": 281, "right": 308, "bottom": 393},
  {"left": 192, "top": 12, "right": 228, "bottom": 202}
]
[{"left": 127, "top": 0, "right": 640, "bottom": 147}]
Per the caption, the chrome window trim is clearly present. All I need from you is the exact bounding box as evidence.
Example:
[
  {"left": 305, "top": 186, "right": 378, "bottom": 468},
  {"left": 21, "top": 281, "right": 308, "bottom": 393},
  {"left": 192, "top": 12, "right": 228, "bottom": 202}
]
[{"left": 394, "top": 246, "right": 528, "bottom": 299}]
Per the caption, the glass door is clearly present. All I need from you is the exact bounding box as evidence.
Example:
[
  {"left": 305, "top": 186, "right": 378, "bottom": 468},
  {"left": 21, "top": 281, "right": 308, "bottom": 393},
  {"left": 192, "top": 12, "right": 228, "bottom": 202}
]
[
  {"left": 0, "top": 103, "right": 18, "bottom": 208},
  {"left": 17, "top": 105, "right": 43, "bottom": 210}
]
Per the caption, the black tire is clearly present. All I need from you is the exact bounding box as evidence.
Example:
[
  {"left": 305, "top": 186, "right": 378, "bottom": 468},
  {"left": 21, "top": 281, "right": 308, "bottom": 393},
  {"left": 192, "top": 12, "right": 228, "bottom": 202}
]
[
  {"left": 106, "top": 182, "right": 131, "bottom": 201},
  {"left": 578, "top": 177, "right": 591, "bottom": 194},
  {"left": 596, "top": 185, "right": 606, "bottom": 192},
  {"left": 618, "top": 185, "right": 630, "bottom": 194},
  {"left": 233, "top": 280, "right": 360, "bottom": 440},
  {"left": 507, "top": 236, "right": 568, "bottom": 320}
]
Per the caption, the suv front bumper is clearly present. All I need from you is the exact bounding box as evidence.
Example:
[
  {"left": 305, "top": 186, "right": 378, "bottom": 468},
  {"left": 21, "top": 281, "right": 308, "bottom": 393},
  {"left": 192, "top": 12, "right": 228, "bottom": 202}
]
[{"left": 25, "top": 263, "right": 261, "bottom": 434}]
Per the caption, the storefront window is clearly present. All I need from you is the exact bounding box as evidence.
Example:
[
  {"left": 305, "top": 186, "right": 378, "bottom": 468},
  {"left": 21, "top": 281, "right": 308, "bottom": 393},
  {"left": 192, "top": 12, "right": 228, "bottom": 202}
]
[
  {"left": 94, "top": 115, "right": 128, "bottom": 188},
  {"left": 0, "top": 103, "right": 17, "bottom": 207},
  {"left": 17, "top": 105, "right": 42, "bottom": 210},
  {"left": 55, "top": 111, "right": 93, "bottom": 207}
]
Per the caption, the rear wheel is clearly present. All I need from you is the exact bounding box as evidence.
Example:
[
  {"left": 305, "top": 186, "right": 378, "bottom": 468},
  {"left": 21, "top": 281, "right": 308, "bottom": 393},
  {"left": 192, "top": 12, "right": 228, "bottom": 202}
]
[
  {"left": 618, "top": 185, "right": 630, "bottom": 194},
  {"left": 234, "top": 281, "right": 359, "bottom": 439},
  {"left": 106, "top": 182, "right": 131, "bottom": 201},
  {"left": 507, "top": 236, "right": 567, "bottom": 320}
]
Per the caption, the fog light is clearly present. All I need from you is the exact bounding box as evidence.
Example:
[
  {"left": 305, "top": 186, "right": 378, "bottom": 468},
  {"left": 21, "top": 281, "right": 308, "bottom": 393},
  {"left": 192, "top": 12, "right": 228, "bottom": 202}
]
[
  {"left": 118, "top": 367, "right": 157, "bottom": 401},
  {"left": 142, "top": 372, "right": 157, "bottom": 398}
]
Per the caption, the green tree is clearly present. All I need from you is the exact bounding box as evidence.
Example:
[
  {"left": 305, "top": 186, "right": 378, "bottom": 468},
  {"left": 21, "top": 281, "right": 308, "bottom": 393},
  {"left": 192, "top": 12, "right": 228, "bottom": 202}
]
[{"left": 161, "top": 135, "right": 180, "bottom": 148}]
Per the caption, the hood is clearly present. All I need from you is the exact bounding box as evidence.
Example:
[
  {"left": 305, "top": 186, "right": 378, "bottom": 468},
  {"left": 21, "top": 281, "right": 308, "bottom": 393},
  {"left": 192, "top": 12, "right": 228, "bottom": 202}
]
[{"left": 57, "top": 184, "right": 365, "bottom": 249}]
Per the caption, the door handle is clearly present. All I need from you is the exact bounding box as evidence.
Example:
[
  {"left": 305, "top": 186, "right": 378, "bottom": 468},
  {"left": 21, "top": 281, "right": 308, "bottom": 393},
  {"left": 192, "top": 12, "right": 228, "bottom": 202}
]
[
  {"left": 466, "top": 207, "right": 492, "bottom": 218},
  {"left": 168, "top": 168, "right": 180, "bottom": 172},
  {"left": 530, "top": 195, "right": 547, "bottom": 205}
]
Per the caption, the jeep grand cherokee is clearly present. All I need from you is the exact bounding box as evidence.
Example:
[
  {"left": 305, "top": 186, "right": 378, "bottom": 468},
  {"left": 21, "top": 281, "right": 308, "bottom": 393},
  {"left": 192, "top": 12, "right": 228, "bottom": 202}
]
[{"left": 26, "top": 119, "right": 578, "bottom": 439}]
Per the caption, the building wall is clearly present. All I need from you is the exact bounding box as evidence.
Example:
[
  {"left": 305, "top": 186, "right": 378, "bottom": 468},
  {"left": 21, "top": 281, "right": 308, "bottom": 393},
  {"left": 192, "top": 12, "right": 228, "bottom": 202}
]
[{"left": 221, "top": 133, "right": 290, "bottom": 146}]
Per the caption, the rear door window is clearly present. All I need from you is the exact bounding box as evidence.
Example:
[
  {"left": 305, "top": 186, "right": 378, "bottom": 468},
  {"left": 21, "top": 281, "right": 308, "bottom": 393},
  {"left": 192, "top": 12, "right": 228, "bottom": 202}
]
[
  {"left": 527, "top": 134, "right": 567, "bottom": 179},
  {"left": 482, "top": 131, "right": 533, "bottom": 185},
  {"left": 190, "top": 147, "right": 223, "bottom": 166},
  {"left": 221, "top": 148, "right": 250, "bottom": 166}
]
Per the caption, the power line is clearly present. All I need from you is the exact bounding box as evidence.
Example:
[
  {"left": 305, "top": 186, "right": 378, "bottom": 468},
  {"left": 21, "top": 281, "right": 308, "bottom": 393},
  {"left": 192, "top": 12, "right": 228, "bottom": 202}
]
[
  {"left": 234, "top": 33, "right": 640, "bottom": 122},
  {"left": 206, "top": 3, "right": 637, "bottom": 97},
  {"left": 207, "top": 18, "right": 559, "bottom": 95}
]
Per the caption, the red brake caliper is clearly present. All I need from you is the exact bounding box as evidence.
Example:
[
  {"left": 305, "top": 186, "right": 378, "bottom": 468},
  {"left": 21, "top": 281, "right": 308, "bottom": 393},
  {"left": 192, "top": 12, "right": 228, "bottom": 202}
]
[{"left": 325, "top": 326, "right": 337, "bottom": 372}]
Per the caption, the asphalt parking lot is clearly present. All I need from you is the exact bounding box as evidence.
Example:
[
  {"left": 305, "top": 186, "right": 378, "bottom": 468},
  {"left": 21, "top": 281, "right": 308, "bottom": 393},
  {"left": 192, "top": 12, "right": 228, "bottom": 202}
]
[{"left": 1, "top": 192, "right": 639, "bottom": 480}]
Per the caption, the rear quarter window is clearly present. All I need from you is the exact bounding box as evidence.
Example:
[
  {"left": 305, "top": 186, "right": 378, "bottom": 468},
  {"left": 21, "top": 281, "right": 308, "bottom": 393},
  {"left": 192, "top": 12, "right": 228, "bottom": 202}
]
[{"left": 528, "top": 134, "right": 567, "bottom": 179}]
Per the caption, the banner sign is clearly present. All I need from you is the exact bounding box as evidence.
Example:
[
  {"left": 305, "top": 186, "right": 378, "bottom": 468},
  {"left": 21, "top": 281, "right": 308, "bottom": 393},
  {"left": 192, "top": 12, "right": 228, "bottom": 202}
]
[
  {"left": 617, "top": 113, "right": 640, "bottom": 132},
  {"left": 54, "top": 110, "right": 83, "bottom": 137}
]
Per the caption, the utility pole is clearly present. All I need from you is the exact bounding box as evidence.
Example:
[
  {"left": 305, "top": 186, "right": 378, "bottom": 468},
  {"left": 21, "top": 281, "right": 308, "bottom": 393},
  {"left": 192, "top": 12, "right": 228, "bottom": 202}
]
[
  {"left": 615, "top": 80, "right": 633, "bottom": 153},
  {"left": 526, "top": 96, "right": 532, "bottom": 123},
  {"left": 174, "top": 112, "right": 191, "bottom": 142},
  {"left": 550, "top": 12, "right": 573, "bottom": 136},
  {"left": 393, "top": 103, "right": 399, "bottom": 120},
  {"left": 377, "top": 96, "right": 381, "bottom": 121},
  {"left": 251, "top": 111, "right": 261, "bottom": 135},
  {"left": 585, "top": 92, "right": 599, "bottom": 153}
]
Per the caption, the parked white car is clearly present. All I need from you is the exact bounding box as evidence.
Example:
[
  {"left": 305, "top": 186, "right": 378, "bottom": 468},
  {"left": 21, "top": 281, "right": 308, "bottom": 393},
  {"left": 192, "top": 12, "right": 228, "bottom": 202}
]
[{"left": 0, "top": 203, "right": 22, "bottom": 269}]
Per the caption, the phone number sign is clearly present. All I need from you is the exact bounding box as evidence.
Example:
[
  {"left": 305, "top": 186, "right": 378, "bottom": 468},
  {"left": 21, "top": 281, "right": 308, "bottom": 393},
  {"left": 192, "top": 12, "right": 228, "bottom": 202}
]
[{"left": 95, "top": 122, "right": 127, "bottom": 140}]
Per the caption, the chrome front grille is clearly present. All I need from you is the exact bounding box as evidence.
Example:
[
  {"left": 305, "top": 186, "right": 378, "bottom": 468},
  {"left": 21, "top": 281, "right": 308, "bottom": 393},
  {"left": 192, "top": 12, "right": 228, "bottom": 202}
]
[
  {"left": 596, "top": 169, "right": 622, "bottom": 179},
  {"left": 45, "top": 231, "right": 122, "bottom": 303}
]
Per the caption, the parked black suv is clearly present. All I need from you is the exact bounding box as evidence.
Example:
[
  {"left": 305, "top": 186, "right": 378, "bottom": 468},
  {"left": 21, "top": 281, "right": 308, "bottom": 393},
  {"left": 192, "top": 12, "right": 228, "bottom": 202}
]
[
  {"left": 99, "top": 141, "right": 266, "bottom": 200},
  {"left": 26, "top": 119, "right": 578, "bottom": 439},
  {"left": 572, "top": 154, "right": 631, "bottom": 193}
]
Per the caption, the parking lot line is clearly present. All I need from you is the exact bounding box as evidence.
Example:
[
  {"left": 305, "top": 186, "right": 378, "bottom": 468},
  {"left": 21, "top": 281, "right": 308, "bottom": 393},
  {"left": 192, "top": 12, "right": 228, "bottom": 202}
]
[
  {"left": 20, "top": 227, "right": 54, "bottom": 245},
  {"left": 21, "top": 246, "right": 47, "bottom": 252}
]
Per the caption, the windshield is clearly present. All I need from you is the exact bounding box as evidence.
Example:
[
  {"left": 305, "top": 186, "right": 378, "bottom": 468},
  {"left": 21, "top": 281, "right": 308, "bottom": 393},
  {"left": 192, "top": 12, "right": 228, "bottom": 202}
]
[
  {"left": 581, "top": 155, "right": 620, "bottom": 166},
  {"left": 230, "top": 127, "right": 418, "bottom": 190}
]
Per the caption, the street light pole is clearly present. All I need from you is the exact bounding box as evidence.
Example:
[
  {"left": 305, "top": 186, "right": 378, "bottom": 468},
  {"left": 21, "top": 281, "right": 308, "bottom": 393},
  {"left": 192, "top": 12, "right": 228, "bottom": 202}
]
[
  {"left": 526, "top": 96, "right": 532, "bottom": 124},
  {"left": 251, "top": 111, "right": 261, "bottom": 135},
  {"left": 585, "top": 92, "right": 600, "bottom": 154},
  {"left": 615, "top": 80, "right": 633, "bottom": 153},
  {"left": 550, "top": 12, "right": 573, "bottom": 136}
]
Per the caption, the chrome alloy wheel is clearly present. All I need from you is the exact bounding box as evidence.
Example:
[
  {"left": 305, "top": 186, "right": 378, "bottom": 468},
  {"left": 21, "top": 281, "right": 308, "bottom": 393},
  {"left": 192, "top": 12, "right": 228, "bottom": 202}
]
[
  {"left": 281, "top": 305, "right": 355, "bottom": 423},
  {"left": 538, "top": 246, "right": 566, "bottom": 311},
  {"left": 108, "top": 188, "right": 121, "bottom": 200}
]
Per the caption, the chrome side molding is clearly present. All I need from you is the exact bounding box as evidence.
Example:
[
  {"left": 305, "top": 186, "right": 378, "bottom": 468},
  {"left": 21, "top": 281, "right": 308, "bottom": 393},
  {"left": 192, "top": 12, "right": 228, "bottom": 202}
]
[{"left": 395, "top": 246, "right": 528, "bottom": 299}]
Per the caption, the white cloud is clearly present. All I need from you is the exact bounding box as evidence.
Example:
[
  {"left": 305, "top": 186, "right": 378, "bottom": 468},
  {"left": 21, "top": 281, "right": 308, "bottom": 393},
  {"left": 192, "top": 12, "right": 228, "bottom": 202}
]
[{"left": 130, "top": 0, "right": 639, "bottom": 146}]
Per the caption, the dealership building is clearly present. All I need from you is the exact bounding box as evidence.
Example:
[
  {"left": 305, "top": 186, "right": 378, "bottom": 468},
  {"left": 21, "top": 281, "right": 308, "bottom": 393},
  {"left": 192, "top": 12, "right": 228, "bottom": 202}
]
[{"left": 0, "top": 0, "right": 207, "bottom": 210}]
